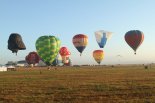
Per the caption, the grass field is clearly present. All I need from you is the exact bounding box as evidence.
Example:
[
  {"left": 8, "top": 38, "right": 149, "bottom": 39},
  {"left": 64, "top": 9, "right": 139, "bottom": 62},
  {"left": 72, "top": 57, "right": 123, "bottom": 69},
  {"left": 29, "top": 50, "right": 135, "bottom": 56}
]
[{"left": 1, "top": 65, "right": 155, "bottom": 103}]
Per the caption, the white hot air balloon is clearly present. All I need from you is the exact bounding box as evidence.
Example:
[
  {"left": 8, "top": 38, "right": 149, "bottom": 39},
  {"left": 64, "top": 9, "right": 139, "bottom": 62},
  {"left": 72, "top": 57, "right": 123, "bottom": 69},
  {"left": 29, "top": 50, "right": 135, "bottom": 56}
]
[{"left": 95, "top": 30, "right": 112, "bottom": 48}]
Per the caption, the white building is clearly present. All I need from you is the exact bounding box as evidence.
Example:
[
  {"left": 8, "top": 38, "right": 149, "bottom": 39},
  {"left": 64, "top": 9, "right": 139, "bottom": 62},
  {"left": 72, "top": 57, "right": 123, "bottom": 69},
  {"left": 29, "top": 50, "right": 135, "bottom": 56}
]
[{"left": 16, "top": 60, "right": 28, "bottom": 67}]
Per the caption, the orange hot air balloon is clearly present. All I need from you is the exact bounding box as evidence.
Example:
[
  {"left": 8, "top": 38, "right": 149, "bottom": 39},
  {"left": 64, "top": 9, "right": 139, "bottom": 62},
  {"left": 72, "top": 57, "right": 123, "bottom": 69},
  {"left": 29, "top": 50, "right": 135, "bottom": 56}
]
[
  {"left": 59, "top": 47, "right": 71, "bottom": 64},
  {"left": 125, "top": 30, "right": 144, "bottom": 54},
  {"left": 25, "top": 52, "right": 40, "bottom": 65},
  {"left": 93, "top": 50, "right": 104, "bottom": 64}
]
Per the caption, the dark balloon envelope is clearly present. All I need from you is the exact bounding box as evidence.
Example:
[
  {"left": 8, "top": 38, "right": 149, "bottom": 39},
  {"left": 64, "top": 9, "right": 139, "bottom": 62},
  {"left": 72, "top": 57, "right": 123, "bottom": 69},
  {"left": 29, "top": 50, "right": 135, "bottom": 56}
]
[
  {"left": 125, "top": 30, "right": 144, "bottom": 54},
  {"left": 8, "top": 33, "right": 26, "bottom": 54},
  {"left": 25, "top": 52, "right": 40, "bottom": 65}
]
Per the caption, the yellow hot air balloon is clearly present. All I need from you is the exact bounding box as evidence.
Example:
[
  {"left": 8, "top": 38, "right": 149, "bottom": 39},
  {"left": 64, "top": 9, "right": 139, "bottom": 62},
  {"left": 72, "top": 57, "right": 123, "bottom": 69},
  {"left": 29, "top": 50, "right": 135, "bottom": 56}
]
[{"left": 93, "top": 50, "right": 104, "bottom": 64}]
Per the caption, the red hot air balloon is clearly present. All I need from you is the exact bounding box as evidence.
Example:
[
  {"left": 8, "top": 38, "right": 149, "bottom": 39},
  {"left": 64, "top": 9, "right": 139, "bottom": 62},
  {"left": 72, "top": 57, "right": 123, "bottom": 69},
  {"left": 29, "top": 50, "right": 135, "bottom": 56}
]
[
  {"left": 25, "top": 52, "right": 40, "bottom": 65},
  {"left": 125, "top": 30, "right": 144, "bottom": 54},
  {"left": 59, "top": 47, "right": 71, "bottom": 64}
]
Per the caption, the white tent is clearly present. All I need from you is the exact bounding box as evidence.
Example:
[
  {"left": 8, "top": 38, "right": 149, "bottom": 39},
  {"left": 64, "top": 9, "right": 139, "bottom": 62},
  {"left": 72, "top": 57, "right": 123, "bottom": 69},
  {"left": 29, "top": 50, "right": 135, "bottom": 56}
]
[{"left": 0, "top": 66, "right": 7, "bottom": 72}]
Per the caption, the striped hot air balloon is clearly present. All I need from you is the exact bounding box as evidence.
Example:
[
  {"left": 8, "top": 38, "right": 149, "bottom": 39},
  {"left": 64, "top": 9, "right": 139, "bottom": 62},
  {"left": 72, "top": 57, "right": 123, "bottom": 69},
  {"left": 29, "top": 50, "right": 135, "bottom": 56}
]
[
  {"left": 125, "top": 30, "right": 144, "bottom": 54},
  {"left": 72, "top": 34, "right": 88, "bottom": 56},
  {"left": 93, "top": 50, "right": 104, "bottom": 64},
  {"left": 35, "top": 36, "right": 61, "bottom": 66}
]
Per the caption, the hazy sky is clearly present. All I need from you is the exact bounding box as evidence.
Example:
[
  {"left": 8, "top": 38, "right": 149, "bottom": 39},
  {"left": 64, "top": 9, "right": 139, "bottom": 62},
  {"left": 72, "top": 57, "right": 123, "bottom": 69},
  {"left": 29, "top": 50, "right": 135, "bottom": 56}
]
[{"left": 0, "top": 0, "right": 155, "bottom": 65}]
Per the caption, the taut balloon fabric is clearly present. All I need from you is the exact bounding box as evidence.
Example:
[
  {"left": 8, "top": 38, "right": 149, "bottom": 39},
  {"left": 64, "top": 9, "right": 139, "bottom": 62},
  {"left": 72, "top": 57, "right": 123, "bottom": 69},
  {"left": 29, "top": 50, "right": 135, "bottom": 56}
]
[
  {"left": 72, "top": 34, "right": 88, "bottom": 56},
  {"left": 95, "top": 30, "right": 112, "bottom": 48},
  {"left": 8, "top": 33, "right": 26, "bottom": 54},
  {"left": 35, "top": 36, "right": 61, "bottom": 66},
  {"left": 93, "top": 50, "right": 104, "bottom": 64},
  {"left": 125, "top": 30, "right": 144, "bottom": 54}
]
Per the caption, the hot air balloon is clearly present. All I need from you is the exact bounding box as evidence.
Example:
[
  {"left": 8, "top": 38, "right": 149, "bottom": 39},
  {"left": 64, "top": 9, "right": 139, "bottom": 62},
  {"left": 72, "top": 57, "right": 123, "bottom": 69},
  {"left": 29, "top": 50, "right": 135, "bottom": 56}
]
[
  {"left": 8, "top": 33, "right": 26, "bottom": 54},
  {"left": 25, "top": 52, "right": 40, "bottom": 66},
  {"left": 35, "top": 36, "right": 61, "bottom": 66},
  {"left": 59, "top": 47, "right": 71, "bottom": 64},
  {"left": 72, "top": 34, "right": 88, "bottom": 56},
  {"left": 93, "top": 50, "right": 104, "bottom": 64},
  {"left": 95, "top": 30, "right": 112, "bottom": 48},
  {"left": 125, "top": 30, "right": 144, "bottom": 54},
  {"left": 52, "top": 54, "right": 63, "bottom": 66}
]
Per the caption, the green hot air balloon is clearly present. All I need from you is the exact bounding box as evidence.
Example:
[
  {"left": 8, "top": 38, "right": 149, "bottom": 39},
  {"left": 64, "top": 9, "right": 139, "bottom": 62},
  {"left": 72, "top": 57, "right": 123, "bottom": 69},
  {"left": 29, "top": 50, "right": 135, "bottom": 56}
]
[{"left": 35, "top": 36, "right": 61, "bottom": 66}]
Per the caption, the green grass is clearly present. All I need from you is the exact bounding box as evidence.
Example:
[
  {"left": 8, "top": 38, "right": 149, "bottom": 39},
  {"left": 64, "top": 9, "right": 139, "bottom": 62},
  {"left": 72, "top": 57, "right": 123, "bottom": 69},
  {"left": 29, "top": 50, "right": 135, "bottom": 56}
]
[{"left": 0, "top": 65, "right": 155, "bottom": 103}]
